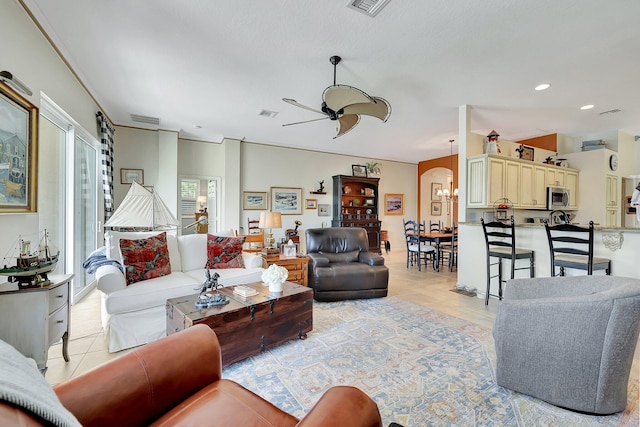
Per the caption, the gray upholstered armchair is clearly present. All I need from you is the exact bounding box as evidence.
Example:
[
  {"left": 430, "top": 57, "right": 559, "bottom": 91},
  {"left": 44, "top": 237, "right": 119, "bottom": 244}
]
[
  {"left": 305, "top": 227, "right": 388, "bottom": 302},
  {"left": 493, "top": 275, "right": 640, "bottom": 414}
]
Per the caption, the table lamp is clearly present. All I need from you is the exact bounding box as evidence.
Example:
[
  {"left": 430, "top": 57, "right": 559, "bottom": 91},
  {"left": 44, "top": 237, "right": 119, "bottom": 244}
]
[{"left": 259, "top": 211, "right": 282, "bottom": 255}]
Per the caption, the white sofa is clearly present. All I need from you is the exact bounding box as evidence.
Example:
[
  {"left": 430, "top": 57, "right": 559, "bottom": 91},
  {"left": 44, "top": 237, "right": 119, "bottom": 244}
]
[{"left": 95, "top": 231, "right": 265, "bottom": 352}]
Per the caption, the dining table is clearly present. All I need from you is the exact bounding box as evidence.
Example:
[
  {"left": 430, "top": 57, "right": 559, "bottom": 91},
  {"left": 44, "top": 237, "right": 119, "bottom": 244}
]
[{"left": 419, "top": 231, "right": 453, "bottom": 272}]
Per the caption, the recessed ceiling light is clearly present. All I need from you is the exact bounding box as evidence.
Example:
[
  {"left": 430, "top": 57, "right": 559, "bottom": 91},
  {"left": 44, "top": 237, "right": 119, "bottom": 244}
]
[
  {"left": 534, "top": 83, "right": 550, "bottom": 91},
  {"left": 580, "top": 104, "right": 594, "bottom": 110}
]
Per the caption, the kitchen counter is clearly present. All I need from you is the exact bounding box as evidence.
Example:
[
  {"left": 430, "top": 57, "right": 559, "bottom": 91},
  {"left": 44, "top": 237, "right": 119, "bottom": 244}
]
[{"left": 457, "top": 222, "right": 639, "bottom": 299}]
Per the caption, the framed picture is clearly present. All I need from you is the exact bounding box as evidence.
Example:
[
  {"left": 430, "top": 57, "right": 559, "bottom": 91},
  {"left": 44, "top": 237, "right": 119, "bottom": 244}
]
[
  {"left": 318, "top": 203, "right": 330, "bottom": 216},
  {"left": 385, "top": 193, "right": 404, "bottom": 215},
  {"left": 431, "top": 182, "right": 442, "bottom": 201},
  {"left": 305, "top": 198, "right": 317, "bottom": 209},
  {"left": 352, "top": 164, "right": 368, "bottom": 177},
  {"left": 271, "top": 187, "right": 302, "bottom": 214},
  {"left": 521, "top": 145, "right": 534, "bottom": 161},
  {"left": 431, "top": 202, "right": 442, "bottom": 216},
  {"left": 282, "top": 242, "right": 297, "bottom": 257},
  {"left": 120, "top": 168, "right": 144, "bottom": 184},
  {"left": 243, "top": 191, "right": 268, "bottom": 210},
  {"left": 0, "top": 82, "right": 38, "bottom": 213}
]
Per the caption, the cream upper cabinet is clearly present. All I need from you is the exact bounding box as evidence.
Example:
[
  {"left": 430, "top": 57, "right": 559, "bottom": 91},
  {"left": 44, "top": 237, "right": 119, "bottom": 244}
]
[
  {"left": 604, "top": 175, "right": 619, "bottom": 227},
  {"left": 520, "top": 163, "right": 547, "bottom": 209},
  {"left": 467, "top": 154, "right": 578, "bottom": 210},
  {"left": 566, "top": 171, "right": 578, "bottom": 210},
  {"left": 547, "top": 168, "right": 565, "bottom": 187}
]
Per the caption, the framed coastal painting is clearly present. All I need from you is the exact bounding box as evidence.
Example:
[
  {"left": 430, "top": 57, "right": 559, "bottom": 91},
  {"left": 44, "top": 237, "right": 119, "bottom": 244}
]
[
  {"left": 271, "top": 187, "right": 302, "bottom": 214},
  {"left": 243, "top": 191, "right": 268, "bottom": 210},
  {"left": 352, "top": 164, "right": 367, "bottom": 177},
  {"left": 385, "top": 193, "right": 404, "bottom": 215},
  {"left": 0, "top": 82, "right": 39, "bottom": 213},
  {"left": 318, "top": 203, "right": 330, "bottom": 216},
  {"left": 305, "top": 198, "right": 317, "bottom": 209}
]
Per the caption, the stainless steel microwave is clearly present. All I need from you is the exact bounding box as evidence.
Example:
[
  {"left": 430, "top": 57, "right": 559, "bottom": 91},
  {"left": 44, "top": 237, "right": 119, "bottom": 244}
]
[{"left": 547, "top": 187, "right": 570, "bottom": 209}]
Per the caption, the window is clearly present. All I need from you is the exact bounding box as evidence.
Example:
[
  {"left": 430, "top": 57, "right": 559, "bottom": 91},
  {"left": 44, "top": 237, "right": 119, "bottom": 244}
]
[{"left": 180, "top": 179, "right": 199, "bottom": 218}]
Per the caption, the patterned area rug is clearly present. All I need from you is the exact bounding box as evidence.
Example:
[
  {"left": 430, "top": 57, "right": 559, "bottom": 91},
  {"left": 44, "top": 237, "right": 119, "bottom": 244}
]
[{"left": 223, "top": 297, "right": 639, "bottom": 426}]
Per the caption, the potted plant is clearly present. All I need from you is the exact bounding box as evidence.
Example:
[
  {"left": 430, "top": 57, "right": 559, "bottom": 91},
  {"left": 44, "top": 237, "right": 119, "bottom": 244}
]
[{"left": 365, "top": 161, "right": 381, "bottom": 176}]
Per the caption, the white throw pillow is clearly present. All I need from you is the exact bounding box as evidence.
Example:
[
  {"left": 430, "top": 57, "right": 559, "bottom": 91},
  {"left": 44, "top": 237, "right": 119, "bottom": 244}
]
[{"left": 177, "top": 233, "right": 208, "bottom": 272}]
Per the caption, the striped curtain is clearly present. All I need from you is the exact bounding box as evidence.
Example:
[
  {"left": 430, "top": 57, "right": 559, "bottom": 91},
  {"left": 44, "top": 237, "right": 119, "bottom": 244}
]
[{"left": 97, "top": 111, "right": 115, "bottom": 221}]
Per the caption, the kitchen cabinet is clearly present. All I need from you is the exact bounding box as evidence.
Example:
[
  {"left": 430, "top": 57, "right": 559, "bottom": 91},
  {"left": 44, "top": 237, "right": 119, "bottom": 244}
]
[
  {"left": 547, "top": 168, "right": 565, "bottom": 187},
  {"left": 605, "top": 174, "right": 619, "bottom": 226},
  {"left": 566, "top": 171, "right": 578, "bottom": 210},
  {"left": 466, "top": 154, "right": 578, "bottom": 210},
  {"left": 520, "top": 163, "right": 547, "bottom": 208}
]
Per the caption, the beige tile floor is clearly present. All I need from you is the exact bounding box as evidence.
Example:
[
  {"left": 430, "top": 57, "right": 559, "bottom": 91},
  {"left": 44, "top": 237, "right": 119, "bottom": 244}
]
[
  {"left": 45, "top": 249, "right": 638, "bottom": 389},
  {"left": 44, "top": 250, "right": 492, "bottom": 385}
]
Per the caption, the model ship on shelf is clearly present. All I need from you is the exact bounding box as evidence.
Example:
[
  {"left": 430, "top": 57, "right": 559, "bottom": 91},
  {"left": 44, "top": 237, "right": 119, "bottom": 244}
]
[{"left": 0, "top": 229, "right": 59, "bottom": 287}]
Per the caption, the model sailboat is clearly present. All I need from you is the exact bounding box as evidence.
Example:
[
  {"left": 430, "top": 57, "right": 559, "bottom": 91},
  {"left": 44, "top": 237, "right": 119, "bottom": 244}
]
[
  {"left": 0, "top": 229, "right": 59, "bottom": 286},
  {"left": 104, "top": 182, "right": 180, "bottom": 230}
]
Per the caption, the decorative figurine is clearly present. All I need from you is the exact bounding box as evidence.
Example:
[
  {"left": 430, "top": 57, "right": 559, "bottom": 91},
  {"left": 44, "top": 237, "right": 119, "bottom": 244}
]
[
  {"left": 317, "top": 180, "right": 325, "bottom": 193},
  {"left": 484, "top": 129, "right": 501, "bottom": 154},
  {"left": 195, "top": 270, "right": 228, "bottom": 308}
]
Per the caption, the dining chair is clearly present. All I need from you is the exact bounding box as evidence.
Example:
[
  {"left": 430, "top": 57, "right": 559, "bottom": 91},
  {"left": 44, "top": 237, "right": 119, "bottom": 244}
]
[
  {"left": 544, "top": 220, "right": 611, "bottom": 276},
  {"left": 481, "top": 216, "right": 535, "bottom": 305},
  {"left": 403, "top": 219, "right": 435, "bottom": 271},
  {"left": 439, "top": 222, "right": 458, "bottom": 271}
]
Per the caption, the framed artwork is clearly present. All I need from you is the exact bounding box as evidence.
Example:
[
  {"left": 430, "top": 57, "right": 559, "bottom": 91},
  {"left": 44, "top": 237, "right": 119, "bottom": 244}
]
[
  {"left": 385, "top": 193, "right": 404, "bottom": 215},
  {"left": 305, "top": 198, "right": 317, "bottom": 209},
  {"left": 431, "top": 182, "right": 442, "bottom": 201},
  {"left": 521, "top": 145, "right": 534, "bottom": 161},
  {"left": 352, "top": 164, "right": 368, "bottom": 177},
  {"left": 318, "top": 203, "right": 330, "bottom": 216},
  {"left": 271, "top": 187, "right": 302, "bottom": 214},
  {"left": 282, "top": 241, "right": 297, "bottom": 257},
  {"left": 431, "top": 202, "right": 442, "bottom": 216},
  {"left": 243, "top": 191, "right": 268, "bottom": 210},
  {"left": 0, "top": 82, "right": 38, "bottom": 213},
  {"left": 120, "top": 168, "right": 144, "bottom": 184}
]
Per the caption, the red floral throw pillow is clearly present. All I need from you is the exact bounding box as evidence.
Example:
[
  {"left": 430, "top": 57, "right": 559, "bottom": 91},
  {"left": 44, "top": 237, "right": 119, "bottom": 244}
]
[
  {"left": 120, "top": 232, "right": 171, "bottom": 285},
  {"left": 206, "top": 235, "right": 246, "bottom": 269}
]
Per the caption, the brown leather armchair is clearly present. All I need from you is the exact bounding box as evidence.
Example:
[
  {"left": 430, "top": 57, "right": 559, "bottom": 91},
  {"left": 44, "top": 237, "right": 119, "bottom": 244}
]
[
  {"left": 306, "top": 227, "right": 389, "bottom": 302},
  {"left": 1, "top": 325, "right": 382, "bottom": 427}
]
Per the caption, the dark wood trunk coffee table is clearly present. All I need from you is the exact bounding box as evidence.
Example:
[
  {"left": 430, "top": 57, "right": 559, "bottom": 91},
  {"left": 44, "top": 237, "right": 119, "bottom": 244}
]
[{"left": 166, "top": 281, "right": 313, "bottom": 366}]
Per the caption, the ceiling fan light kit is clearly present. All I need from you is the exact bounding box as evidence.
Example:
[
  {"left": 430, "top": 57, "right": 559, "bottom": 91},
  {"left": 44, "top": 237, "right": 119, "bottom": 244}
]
[{"left": 282, "top": 55, "right": 391, "bottom": 139}]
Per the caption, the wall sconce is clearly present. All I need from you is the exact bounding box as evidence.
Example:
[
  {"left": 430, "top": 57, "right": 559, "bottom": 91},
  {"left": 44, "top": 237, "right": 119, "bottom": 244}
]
[{"left": 0, "top": 71, "right": 33, "bottom": 96}]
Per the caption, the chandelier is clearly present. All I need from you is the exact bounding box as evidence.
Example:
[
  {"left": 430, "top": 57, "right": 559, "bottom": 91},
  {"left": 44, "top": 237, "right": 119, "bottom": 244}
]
[{"left": 437, "top": 139, "right": 458, "bottom": 202}]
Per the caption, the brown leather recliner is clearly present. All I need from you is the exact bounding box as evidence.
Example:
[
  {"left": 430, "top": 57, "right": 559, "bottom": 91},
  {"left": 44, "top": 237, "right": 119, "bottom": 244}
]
[
  {"left": 306, "top": 227, "right": 389, "bottom": 302},
  {"left": 1, "top": 325, "right": 382, "bottom": 427}
]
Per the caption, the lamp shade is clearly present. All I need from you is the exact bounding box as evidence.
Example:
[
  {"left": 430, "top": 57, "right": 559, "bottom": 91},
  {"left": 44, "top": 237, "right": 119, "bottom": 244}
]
[{"left": 259, "top": 212, "right": 282, "bottom": 229}]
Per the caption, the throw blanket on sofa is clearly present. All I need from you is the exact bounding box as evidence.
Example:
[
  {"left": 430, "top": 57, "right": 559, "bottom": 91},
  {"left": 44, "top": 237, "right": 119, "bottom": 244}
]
[
  {"left": 0, "top": 339, "right": 81, "bottom": 427},
  {"left": 83, "top": 246, "right": 124, "bottom": 274}
]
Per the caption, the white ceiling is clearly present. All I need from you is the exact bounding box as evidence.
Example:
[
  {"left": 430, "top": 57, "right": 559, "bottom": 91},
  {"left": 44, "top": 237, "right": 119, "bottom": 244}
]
[{"left": 22, "top": 0, "right": 640, "bottom": 163}]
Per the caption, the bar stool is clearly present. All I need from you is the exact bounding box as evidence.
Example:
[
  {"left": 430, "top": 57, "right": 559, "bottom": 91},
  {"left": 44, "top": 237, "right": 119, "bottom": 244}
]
[
  {"left": 544, "top": 220, "right": 611, "bottom": 276},
  {"left": 481, "top": 216, "right": 535, "bottom": 305}
]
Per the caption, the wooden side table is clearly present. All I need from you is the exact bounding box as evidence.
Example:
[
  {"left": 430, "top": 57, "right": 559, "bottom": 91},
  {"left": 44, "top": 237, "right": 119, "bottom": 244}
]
[
  {"left": 0, "top": 274, "right": 73, "bottom": 372},
  {"left": 264, "top": 254, "right": 309, "bottom": 286}
]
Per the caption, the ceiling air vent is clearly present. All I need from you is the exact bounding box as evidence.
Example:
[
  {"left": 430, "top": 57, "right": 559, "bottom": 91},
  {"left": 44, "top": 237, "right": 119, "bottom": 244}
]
[
  {"left": 346, "top": 0, "right": 391, "bottom": 17},
  {"left": 130, "top": 114, "right": 160, "bottom": 125},
  {"left": 599, "top": 109, "right": 621, "bottom": 115},
  {"left": 258, "top": 109, "right": 278, "bottom": 118}
]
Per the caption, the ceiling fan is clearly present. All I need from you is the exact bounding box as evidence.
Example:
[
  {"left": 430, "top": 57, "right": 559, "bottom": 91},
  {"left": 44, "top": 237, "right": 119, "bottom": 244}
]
[{"left": 282, "top": 55, "right": 391, "bottom": 139}]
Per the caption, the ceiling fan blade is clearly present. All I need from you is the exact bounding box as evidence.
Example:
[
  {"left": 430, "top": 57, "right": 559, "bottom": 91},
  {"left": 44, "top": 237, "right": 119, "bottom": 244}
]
[
  {"left": 282, "top": 116, "right": 330, "bottom": 127},
  {"left": 342, "top": 97, "right": 391, "bottom": 122},
  {"left": 334, "top": 114, "right": 360, "bottom": 139},
  {"left": 323, "top": 85, "right": 374, "bottom": 112},
  {"left": 282, "top": 98, "right": 324, "bottom": 114}
]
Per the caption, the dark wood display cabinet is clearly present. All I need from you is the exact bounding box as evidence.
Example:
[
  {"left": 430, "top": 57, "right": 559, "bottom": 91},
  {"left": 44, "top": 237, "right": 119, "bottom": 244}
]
[{"left": 332, "top": 175, "right": 381, "bottom": 253}]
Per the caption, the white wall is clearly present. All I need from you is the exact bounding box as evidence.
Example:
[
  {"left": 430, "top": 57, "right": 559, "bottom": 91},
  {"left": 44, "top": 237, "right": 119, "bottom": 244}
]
[
  {"left": 0, "top": 2, "right": 99, "bottom": 259},
  {"left": 241, "top": 142, "right": 416, "bottom": 251}
]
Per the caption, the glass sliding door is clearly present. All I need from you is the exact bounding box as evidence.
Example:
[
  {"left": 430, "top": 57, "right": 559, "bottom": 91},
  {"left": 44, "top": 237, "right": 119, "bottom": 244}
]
[
  {"left": 39, "top": 94, "right": 101, "bottom": 303},
  {"left": 73, "top": 136, "right": 97, "bottom": 298}
]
